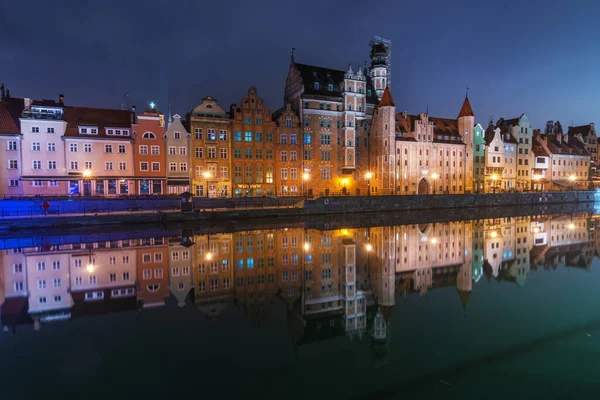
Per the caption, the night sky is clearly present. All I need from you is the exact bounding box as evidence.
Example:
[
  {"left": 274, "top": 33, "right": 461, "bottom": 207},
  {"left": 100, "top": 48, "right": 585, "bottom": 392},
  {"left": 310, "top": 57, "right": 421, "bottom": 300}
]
[{"left": 1, "top": 0, "right": 599, "bottom": 129}]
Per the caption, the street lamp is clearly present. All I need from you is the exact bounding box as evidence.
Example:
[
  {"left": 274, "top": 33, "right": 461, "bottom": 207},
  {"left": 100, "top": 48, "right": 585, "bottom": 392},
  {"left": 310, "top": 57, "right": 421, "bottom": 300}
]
[
  {"left": 431, "top": 173, "right": 439, "bottom": 195},
  {"left": 202, "top": 171, "right": 211, "bottom": 198},
  {"left": 83, "top": 169, "right": 92, "bottom": 197},
  {"left": 342, "top": 178, "right": 348, "bottom": 195},
  {"left": 532, "top": 175, "right": 540, "bottom": 192},
  {"left": 491, "top": 174, "right": 499, "bottom": 194},
  {"left": 302, "top": 172, "right": 310, "bottom": 198},
  {"left": 569, "top": 175, "right": 576, "bottom": 191},
  {"left": 365, "top": 172, "right": 373, "bottom": 196},
  {"left": 365, "top": 243, "right": 373, "bottom": 252}
]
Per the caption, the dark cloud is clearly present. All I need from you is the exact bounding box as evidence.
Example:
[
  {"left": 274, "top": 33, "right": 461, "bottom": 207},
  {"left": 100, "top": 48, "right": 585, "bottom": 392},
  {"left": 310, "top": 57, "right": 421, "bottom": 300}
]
[{"left": 1, "top": 0, "right": 600, "bottom": 127}]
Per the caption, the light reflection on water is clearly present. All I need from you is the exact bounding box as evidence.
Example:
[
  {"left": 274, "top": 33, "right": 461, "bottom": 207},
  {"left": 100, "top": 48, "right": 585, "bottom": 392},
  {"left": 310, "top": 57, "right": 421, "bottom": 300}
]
[{"left": 1, "top": 210, "right": 599, "bottom": 398}]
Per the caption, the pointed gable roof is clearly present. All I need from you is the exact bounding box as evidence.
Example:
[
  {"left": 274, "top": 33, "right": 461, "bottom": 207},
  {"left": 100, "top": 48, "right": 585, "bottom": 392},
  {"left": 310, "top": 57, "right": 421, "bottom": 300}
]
[
  {"left": 378, "top": 86, "right": 395, "bottom": 108},
  {"left": 458, "top": 95, "right": 474, "bottom": 118}
]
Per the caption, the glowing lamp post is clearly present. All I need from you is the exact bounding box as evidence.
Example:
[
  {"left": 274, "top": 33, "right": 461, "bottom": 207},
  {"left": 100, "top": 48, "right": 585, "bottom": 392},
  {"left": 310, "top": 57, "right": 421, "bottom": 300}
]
[
  {"left": 365, "top": 172, "right": 373, "bottom": 197},
  {"left": 431, "top": 173, "right": 439, "bottom": 195},
  {"left": 569, "top": 175, "right": 576, "bottom": 191},
  {"left": 302, "top": 172, "right": 310, "bottom": 197},
  {"left": 491, "top": 174, "right": 499, "bottom": 194},
  {"left": 342, "top": 178, "right": 349, "bottom": 195},
  {"left": 83, "top": 169, "right": 92, "bottom": 197},
  {"left": 202, "top": 171, "right": 211, "bottom": 198}
]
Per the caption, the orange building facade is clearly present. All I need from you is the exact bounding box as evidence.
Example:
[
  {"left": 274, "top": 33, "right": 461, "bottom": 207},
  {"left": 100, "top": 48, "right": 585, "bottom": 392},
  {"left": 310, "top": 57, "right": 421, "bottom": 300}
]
[
  {"left": 231, "top": 87, "right": 277, "bottom": 197},
  {"left": 132, "top": 107, "right": 166, "bottom": 194}
]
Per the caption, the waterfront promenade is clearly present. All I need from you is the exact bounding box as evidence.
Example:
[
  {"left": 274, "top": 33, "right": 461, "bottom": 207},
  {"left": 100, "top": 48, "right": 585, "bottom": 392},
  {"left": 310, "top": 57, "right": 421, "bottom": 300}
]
[{"left": 0, "top": 191, "right": 595, "bottom": 232}]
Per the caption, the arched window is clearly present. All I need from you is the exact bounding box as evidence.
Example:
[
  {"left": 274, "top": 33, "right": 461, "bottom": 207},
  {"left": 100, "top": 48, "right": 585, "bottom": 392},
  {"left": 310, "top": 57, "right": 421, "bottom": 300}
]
[
  {"left": 206, "top": 104, "right": 213, "bottom": 108},
  {"left": 142, "top": 132, "right": 156, "bottom": 139},
  {"left": 147, "top": 284, "right": 160, "bottom": 292}
]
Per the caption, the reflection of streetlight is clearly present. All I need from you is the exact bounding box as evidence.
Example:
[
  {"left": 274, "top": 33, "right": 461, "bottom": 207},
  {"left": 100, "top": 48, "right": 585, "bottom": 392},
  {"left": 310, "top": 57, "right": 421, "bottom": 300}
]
[
  {"left": 431, "top": 173, "right": 439, "bottom": 195},
  {"left": 533, "top": 227, "right": 540, "bottom": 233},
  {"left": 365, "top": 172, "right": 373, "bottom": 197},
  {"left": 202, "top": 171, "right": 211, "bottom": 198},
  {"left": 490, "top": 231, "right": 498, "bottom": 238},
  {"left": 205, "top": 235, "right": 212, "bottom": 260},
  {"left": 304, "top": 242, "right": 310, "bottom": 251},
  {"left": 365, "top": 243, "right": 373, "bottom": 252},
  {"left": 430, "top": 237, "right": 437, "bottom": 244},
  {"left": 86, "top": 263, "right": 94, "bottom": 273},
  {"left": 568, "top": 222, "right": 575, "bottom": 230}
]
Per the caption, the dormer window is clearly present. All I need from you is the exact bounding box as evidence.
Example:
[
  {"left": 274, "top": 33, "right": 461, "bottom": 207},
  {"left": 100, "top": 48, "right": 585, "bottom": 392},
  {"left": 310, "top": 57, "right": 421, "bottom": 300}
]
[
  {"left": 206, "top": 104, "right": 213, "bottom": 108},
  {"left": 79, "top": 126, "right": 98, "bottom": 135},
  {"left": 285, "top": 118, "right": 292, "bottom": 128},
  {"left": 327, "top": 84, "right": 333, "bottom": 91},
  {"left": 314, "top": 82, "right": 320, "bottom": 90}
]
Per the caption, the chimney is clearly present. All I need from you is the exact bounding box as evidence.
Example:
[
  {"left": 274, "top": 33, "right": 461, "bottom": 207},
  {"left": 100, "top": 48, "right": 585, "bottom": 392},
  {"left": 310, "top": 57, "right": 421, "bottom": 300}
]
[
  {"left": 556, "top": 133, "right": 562, "bottom": 144},
  {"left": 59, "top": 94, "right": 64, "bottom": 105},
  {"left": 562, "top": 133, "right": 569, "bottom": 144},
  {"left": 24, "top": 98, "right": 32, "bottom": 109}
]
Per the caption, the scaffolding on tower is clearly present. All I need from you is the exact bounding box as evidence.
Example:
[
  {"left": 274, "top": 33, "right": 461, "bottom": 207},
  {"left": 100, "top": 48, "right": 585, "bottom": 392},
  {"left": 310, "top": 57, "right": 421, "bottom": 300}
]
[{"left": 369, "top": 36, "right": 392, "bottom": 88}]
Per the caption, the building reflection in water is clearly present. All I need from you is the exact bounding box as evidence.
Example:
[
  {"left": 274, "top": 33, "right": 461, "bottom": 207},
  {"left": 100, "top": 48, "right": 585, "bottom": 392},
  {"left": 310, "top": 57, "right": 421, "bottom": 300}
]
[{"left": 1, "top": 213, "right": 596, "bottom": 358}]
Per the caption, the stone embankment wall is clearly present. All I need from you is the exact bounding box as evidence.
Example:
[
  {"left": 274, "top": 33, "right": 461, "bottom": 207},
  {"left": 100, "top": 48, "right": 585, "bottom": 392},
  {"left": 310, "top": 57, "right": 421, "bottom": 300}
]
[{"left": 306, "top": 191, "right": 595, "bottom": 214}]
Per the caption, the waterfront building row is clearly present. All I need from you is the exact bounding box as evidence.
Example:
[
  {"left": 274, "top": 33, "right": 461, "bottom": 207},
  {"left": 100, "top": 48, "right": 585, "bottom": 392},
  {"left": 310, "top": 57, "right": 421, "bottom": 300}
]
[{"left": 0, "top": 38, "right": 595, "bottom": 197}]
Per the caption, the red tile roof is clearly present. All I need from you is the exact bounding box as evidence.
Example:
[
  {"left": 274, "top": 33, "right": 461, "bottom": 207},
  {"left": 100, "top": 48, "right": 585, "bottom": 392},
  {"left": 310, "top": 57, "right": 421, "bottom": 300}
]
[
  {"left": 457, "top": 96, "right": 474, "bottom": 118},
  {"left": 378, "top": 87, "right": 395, "bottom": 107},
  {"left": 395, "top": 113, "right": 464, "bottom": 144},
  {"left": 568, "top": 124, "right": 594, "bottom": 136},
  {"left": 64, "top": 106, "right": 132, "bottom": 140},
  {"left": 0, "top": 98, "right": 23, "bottom": 135},
  {"left": 546, "top": 134, "right": 589, "bottom": 156}
]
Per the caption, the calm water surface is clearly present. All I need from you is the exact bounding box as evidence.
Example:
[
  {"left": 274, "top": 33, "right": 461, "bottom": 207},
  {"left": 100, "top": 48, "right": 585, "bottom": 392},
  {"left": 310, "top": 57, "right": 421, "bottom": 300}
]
[{"left": 2, "top": 211, "right": 600, "bottom": 399}]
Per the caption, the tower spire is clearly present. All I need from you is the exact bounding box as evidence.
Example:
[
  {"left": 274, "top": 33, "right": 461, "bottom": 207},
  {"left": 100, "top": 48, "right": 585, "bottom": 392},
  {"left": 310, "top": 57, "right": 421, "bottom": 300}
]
[{"left": 291, "top": 47, "right": 295, "bottom": 63}]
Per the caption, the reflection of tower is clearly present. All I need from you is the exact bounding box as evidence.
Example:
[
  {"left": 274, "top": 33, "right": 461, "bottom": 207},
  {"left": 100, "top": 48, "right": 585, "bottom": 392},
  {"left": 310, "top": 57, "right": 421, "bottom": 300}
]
[
  {"left": 472, "top": 220, "right": 485, "bottom": 283},
  {"left": 368, "top": 36, "right": 392, "bottom": 100},
  {"left": 370, "top": 226, "right": 395, "bottom": 360},
  {"left": 342, "top": 234, "right": 367, "bottom": 340},
  {"left": 457, "top": 222, "right": 473, "bottom": 310}
]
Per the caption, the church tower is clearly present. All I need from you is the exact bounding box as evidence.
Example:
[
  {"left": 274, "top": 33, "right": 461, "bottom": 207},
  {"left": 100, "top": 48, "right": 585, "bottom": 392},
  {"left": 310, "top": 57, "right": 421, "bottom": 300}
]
[
  {"left": 458, "top": 94, "right": 475, "bottom": 193},
  {"left": 370, "top": 87, "right": 397, "bottom": 195},
  {"left": 369, "top": 42, "right": 389, "bottom": 100}
]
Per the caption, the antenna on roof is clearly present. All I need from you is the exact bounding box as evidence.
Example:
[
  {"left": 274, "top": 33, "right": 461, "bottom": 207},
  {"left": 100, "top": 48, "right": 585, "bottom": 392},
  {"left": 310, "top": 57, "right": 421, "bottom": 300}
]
[
  {"left": 466, "top": 85, "right": 469, "bottom": 99},
  {"left": 426, "top": 105, "right": 429, "bottom": 115},
  {"left": 122, "top": 93, "right": 130, "bottom": 110},
  {"left": 291, "top": 47, "right": 296, "bottom": 63}
]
